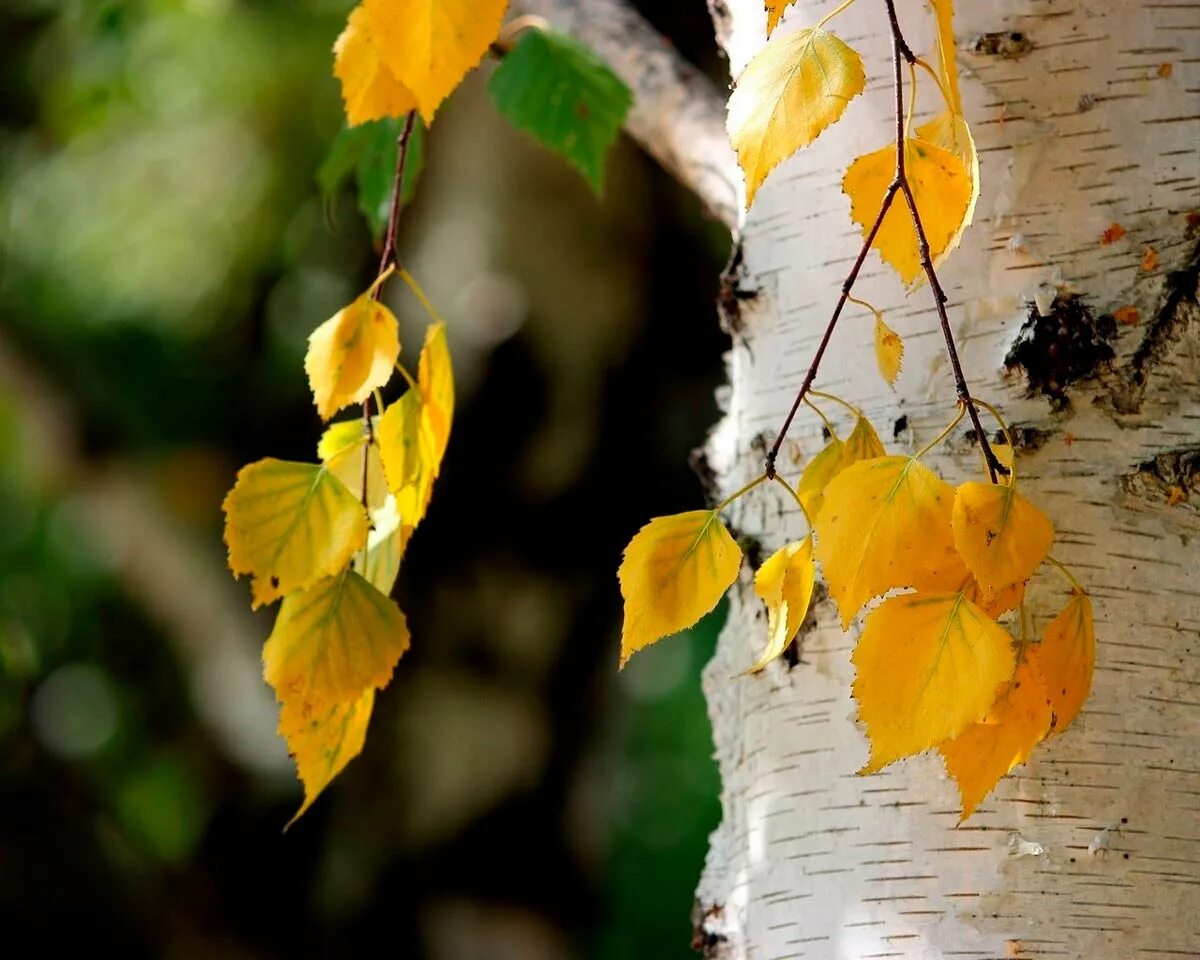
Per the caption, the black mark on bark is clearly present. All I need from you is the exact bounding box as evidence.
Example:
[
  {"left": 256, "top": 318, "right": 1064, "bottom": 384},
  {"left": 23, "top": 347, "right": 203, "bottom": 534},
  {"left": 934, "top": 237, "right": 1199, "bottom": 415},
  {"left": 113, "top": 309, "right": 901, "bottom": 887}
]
[
  {"left": 1005, "top": 294, "right": 1116, "bottom": 408},
  {"left": 782, "top": 582, "right": 828, "bottom": 669},
  {"left": 692, "top": 901, "right": 731, "bottom": 959},
  {"left": 690, "top": 445, "right": 720, "bottom": 505},
  {"left": 971, "top": 31, "right": 1035, "bottom": 58},
  {"left": 717, "top": 240, "right": 759, "bottom": 337}
]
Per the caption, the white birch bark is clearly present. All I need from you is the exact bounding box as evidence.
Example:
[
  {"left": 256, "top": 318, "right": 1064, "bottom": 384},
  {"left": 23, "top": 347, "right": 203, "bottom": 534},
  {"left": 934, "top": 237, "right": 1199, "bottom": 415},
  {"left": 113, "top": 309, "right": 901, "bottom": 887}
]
[{"left": 695, "top": 1, "right": 1200, "bottom": 957}]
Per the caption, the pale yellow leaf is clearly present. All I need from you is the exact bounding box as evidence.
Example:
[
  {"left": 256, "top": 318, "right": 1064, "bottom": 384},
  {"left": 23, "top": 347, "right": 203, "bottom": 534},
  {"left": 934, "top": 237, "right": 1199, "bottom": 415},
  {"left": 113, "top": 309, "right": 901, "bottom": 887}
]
[
  {"left": 728, "top": 27, "right": 866, "bottom": 207},
  {"left": 765, "top": 0, "right": 797, "bottom": 37},
  {"left": 363, "top": 0, "right": 508, "bottom": 122},
  {"left": 874, "top": 313, "right": 903, "bottom": 386},
  {"left": 279, "top": 688, "right": 374, "bottom": 826},
  {"left": 618, "top": 510, "right": 742, "bottom": 666},
  {"left": 333, "top": 4, "right": 418, "bottom": 126},
  {"left": 843, "top": 136, "right": 972, "bottom": 284},
  {"left": 1029, "top": 590, "right": 1095, "bottom": 734},
  {"left": 361, "top": 496, "right": 409, "bottom": 595},
  {"left": 928, "top": 0, "right": 963, "bottom": 114},
  {"left": 378, "top": 322, "right": 454, "bottom": 530},
  {"left": 317, "top": 417, "right": 387, "bottom": 511},
  {"left": 797, "top": 436, "right": 844, "bottom": 520},
  {"left": 853, "top": 591, "right": 1016, "bottom": 772},
  {"left": 223, "top": 459, "right": 369, "bottom": 608},
  {"left": 305, "top": 291, "right": 400, "bottom": 421},
  {"left": 951, "top": 482, "right": 1054, "bottom": 597},
  {"left": 939, "top": 659, "right": 1051, "bottom": 820},
  {"left": 814, "top": 455, "right": 968, "bottom": 628},
  {"left": 263, "top": 569, "right": 410, "bottom": 705},
  {"left": 840, "top": 415, "right": 886, "bottom": 465},
  {"left": 749, "top": 536, "right": 815, "bottom": 672},
  {"left": 917, "top": 110, "right": 979, "bottom": 264}
]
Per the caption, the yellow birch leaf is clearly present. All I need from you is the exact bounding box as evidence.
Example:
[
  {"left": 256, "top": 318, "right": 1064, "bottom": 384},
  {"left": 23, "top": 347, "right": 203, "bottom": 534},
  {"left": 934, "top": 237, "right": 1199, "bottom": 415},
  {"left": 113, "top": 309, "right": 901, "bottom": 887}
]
[
  {"left": 765, "top": 0, "right": 798, "bottom": 37},
  {"left": 939, "top": 659, "right": 1052, "bottom": 820},
  {"left": 874, "top": 313, "right": 904, "bottom": 386},
  {"left": 727, "top": 27, "right": 866, "bottom": 208},
  {"left": 964, "top": 577, "right": 1025, "bottom": 618},
  {"left": 843, "top": 136, "right": 972, "bottom": 284},
  {"left": 279, "top": 688, "right": 374, "bottom": 827},
  {"left": 992, "top": 442, "right": 1015, "bottom": 485},
  {"left": 749, "top": 536, "right": 816, "bottom": 672},
  {"left": 317, "top": 417, "right": 387, "bottom": 511},
  {"left": 797, "top": 436, "right": 844, "bottom": 520},
  {"left": 840, "top": 415, "right": 886, "bottom": 465},
  {"left": 618, "top": 510, "right": 742, "bottom": 666},
  {"left": 263, "top": 569, "right": 410, "bottom": 705},
  {"left": 223, "top": 458, "right": 369, "bottom": 609},
  {"left": 929, "top": 0, "right": 963, "bottom": 115},
  {"left": 917, "top": 110, "right": 979, "bottom": 264},
  {"left": 333, "top": 4, "right": 418, "bottom": 126},
  {"left": 852, "top": 591, "right": 1016, "bottom": 772},
  {"left": 305, "top": 291, "right": 400, "bottom": 421},
  {"left": 814, "top": 455, "right": 968, "bottom": 628},
  {"left": 361, "top": 496, "right": 409, "bottom": 595},
  {"left": 362, "top": 0, "right": 508, "bottom": 123},
  {"left": 951, "top": 482, "right": 1054, "bottom": 597},
  {"left": 1029, "top": 590, "right": 1095, "bottom": 734},
  {"left": 378, "top": 322, "right": 454, "bottom": 530}
]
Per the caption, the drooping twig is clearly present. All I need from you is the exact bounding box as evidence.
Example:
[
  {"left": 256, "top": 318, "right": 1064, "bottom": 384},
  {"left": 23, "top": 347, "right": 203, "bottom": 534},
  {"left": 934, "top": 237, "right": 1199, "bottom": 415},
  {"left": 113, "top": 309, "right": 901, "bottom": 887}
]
[
  {"left": 766, "top": 0, "right": 1002, "bottom": 483},
  {"left": 362, "top": 110, "right": 418, "bottom": 511}
]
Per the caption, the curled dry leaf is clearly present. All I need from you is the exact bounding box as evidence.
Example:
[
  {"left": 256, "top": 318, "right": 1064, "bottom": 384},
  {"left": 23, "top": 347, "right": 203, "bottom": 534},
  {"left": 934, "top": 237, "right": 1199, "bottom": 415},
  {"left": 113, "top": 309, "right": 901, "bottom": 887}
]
[{"left": 749, "top": 536, "right": 816, "bottom": 672}]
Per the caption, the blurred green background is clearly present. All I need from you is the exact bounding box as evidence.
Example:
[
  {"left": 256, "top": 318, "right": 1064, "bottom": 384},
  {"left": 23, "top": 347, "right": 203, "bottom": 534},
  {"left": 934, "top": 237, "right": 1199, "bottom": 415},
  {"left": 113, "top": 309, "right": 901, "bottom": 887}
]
[{"left": 0, "top": 1, "right": 734, "bottom": 957}]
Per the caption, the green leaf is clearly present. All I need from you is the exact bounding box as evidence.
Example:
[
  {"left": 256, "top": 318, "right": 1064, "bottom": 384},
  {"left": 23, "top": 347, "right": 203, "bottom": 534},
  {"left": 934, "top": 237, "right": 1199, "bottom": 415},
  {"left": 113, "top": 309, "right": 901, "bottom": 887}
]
[
  {"left": 317, "top": 116, "right": 426, "bottom": 240},
  {"left": 487, "top": 29, "right": 631, "bottom": 194}
]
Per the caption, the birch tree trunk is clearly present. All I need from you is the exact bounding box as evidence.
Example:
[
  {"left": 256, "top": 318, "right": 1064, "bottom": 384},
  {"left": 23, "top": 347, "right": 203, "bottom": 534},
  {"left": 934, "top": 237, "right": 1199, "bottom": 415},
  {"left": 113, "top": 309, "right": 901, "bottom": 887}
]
[{"left": 695, "top": 1, "right": 1200, "bottom": 956}]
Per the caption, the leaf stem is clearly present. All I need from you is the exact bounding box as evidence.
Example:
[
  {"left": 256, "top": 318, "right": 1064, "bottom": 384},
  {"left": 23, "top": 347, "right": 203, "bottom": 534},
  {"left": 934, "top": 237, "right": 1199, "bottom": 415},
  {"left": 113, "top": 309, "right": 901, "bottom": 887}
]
[
  {"left": 771, "top": 473, "right": 813, "bottom": 529},
  {"left": 808, "top": 388, "right": 861, "bottom": 419},
  {"left": 816, "top": 0, "right": 861, "bottom": 31},
  {"left": 913, "top": 405, "right": 965, "bottom": 461},
  {"left": 1045, "top": 555, "right": 1084, "bottom": 593},
  {"left": 714, "top": 472, "right": 768, "bottom": 514}
]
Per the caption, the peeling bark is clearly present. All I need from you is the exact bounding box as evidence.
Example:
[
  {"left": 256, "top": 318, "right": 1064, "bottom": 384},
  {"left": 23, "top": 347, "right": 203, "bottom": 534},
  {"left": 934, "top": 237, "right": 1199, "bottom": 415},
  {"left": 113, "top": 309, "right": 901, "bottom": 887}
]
[{"left": 697, "top": 1, "right": 1200, "bottom": 956}]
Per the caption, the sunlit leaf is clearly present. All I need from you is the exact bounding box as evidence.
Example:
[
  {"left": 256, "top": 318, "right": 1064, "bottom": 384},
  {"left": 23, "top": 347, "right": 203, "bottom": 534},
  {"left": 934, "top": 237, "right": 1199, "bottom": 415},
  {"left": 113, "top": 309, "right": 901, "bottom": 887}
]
[
  {"left": 333, "top": 4, "right": 418, "bottom": 126},
  {"left": 378, "top": 322, "right": 454, "bottom": 529},
  {"left": 952, "top": 482, "right": 1054, "bottom": 598},
  {"left": 843, "top": 136, "right": 972, "bottom": 284},
  {"left": 279, "top": 688, "right": 374, "bottom": 827},
  {"left": 305, "top": 287, "right": 400, "bottom": 420},
  {"left": 939, "top": 659, "right": 1051, "bottom": 819},
  {"left": 1030, "top": 590, "right": 1095, "bottom": 734},
  {"left": 840, "top": 415, "right": 886, "bottom": 465},
  {"left": 874, "top": 313, "right": 903, "bottom": 386},
  {"left": 728, "top": 27, "right": 866, "bottom": 207},
  {"left": 814, "top": 455, "right": 968, "bottom": 628},
  {"left": 263, "top": 569, "right": 410, "bottom": 705},
  {"left": 223, "top": 459, "right": 369, "bottom": 608},
  {"left": 487, "top": 28, "right": 632, "bottom": 193},
  {"left": 317, "top": 417, "right": 387, "bottom": 511},
  {"left": 361, "top": 496, "right": 409, "bottom": 595},
  {"left": 797, "top": 436, "right": 843, "bottom": 520},
  {"left": 618, "top": 510, "right": 742, "bottom": 666},
  {"left": 853, "top": 591, "right": 1016, "bottom": 772},
  {"left": 917, "top": 110, "right": 978, "bottom": 261},
  {"left": 750, "top": 536, "right": 815, "bottom": 672},
  {"left": 363, "top": 0, "right": 508, "bottom": 122}
]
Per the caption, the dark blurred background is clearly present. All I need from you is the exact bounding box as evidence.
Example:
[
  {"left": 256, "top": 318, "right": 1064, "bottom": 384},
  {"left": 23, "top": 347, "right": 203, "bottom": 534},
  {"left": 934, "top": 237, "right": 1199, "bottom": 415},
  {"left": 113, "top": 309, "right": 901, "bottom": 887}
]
[{"left": 0, "top": 1, "right": 734, "bottom": 957}]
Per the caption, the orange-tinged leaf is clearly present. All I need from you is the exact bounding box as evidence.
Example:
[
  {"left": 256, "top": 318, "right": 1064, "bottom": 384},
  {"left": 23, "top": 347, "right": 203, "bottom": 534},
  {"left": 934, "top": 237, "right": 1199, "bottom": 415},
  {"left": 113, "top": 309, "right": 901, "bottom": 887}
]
[
  {"left": 618, "top": 510, "right": 742, "bottom": 666},
  {"left": 874, "top": 313, "right": 903, "bottom": 385},
  {"left": 727, "top": 27, "right": 866, "bottom": 207},
  {"left": 333, "top": 4, "right": 418, "bottom": 126},
  {"left": 951, "top": 482, "right": 1054, "bottom": 597},
  {"left": 814, "top": 455, "right": 968, "bottom": 628},
  {"left": 362, "top": 0, "right": 507, "bottom": 123},
  {"left": 749, "top": 536, "right": 815, "bottom": 672},
  {"left": 318, "top": 417, "right": 387, "bottom": 511},
  {"left": 263, "top": 569, "right": 410, "bottom": 705},
  {"left": 279, "top": 688, "right": 374, "bottom": 826},
  {"left": 843, "top": 137, "right": 972, "bottom": 284},
  {"left": 939, "top": 659, "right": 1052, "bottom": 819},
  {"left": 853, "top": 591, "right": 1016, "bottom": 772},
  {"left": 797, "top": 436, "right": 844, "bottom": 520},
  {"left": 765, "top": 0, "right": 797, "bottom": 36},
  {"left": 964, "top": 577, "right": 1025, "bottom": 618},
  {"left": 1029, "top": 590, "right": 1095, "bottom": 734},
  {"left": 378, "top": 322, "right": 454, "bottom": 529},
  {"left": 223, "top": 459, "right": 369, "bottom": 608},
  {"left": 305, "top": 291, "right": 400, "bottom": 420}
]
